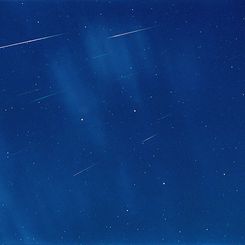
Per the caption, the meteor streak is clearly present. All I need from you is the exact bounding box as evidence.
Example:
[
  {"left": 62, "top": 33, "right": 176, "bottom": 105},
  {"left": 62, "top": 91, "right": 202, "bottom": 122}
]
[
  {"left": 32, "top": 91, "right": 62, "bottom": 103},
  {"left": 0, "top": 33, "right": 64, "bottom": 49},
  {"left": 108, "top": 26, "right": 155, "bottom": 39},
  {"left": 17, "top": 88, "right": 40, "bottom": 96},
  {"left": 157, "top": 114, "right": 170, "bottom": 120},
  {"left": 142, "top": 134, "right": 157, "bottom": 144},
  {"left": 73, "top": 164, "right": 97, "bottom": 177},
  {"left": 92, "top": 53, "right": 109, "bottom": 59}
]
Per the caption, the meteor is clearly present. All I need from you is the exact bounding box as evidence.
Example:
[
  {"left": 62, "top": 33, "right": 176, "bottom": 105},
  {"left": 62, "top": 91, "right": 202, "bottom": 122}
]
[
  {"left": 0, "top": 33, "right": 64, "bottom": 49},
  {"left": 17, "top": 88, "right": 40, "bottom": 96},
  {"left": 32, "top": 91, "right": 62, "bottom": 103},
  {"left": 73, "top": 164, "right": 97, "bottom": 177},
  {"left": 92, "top": 53, "right": 109, "bottom": 59},
  {"left": 142, "top": 134, "right": 157, "bottom": 144},
  {"left": 108, "top": 26, "right": 155, "bottom": 39},
  {"left": 157, "top": 114, "right": 170, "bottom": 120}
]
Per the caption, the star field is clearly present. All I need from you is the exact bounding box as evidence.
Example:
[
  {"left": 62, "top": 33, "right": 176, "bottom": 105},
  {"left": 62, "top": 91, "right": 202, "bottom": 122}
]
[{"left": 0, "top": 1, "right": 245, "bottom": 244}]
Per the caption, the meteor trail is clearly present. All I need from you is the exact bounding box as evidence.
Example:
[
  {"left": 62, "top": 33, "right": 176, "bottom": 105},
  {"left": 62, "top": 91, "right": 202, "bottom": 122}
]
[
  {"left": 32, "top": 91, "right": 62, "bottom": 103},
  {"left": 157, "top": 114, "right": 170, "bottom": 120},
  {"left": 0, "top": 33, "right": 64, "bottom": 49},
  {"left": 108, "top": 26, "right": 155, "bottom": 39},
  {"left": 92, "top": 53, "right": 109, "bottom": 59},
  {"left": 73, "top": 164, "right": 97, "bottom": 177},
  {"left": 142, "top": 134, "right": 157, "bottom": 144},
  {"left": 17, "top": 88, "right": 40, "bottom": 96}
]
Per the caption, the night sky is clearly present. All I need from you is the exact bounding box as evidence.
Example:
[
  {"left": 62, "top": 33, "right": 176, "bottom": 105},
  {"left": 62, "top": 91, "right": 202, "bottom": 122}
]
[{"left": 1, "top": 1, "right": 245, "bottom": 244}]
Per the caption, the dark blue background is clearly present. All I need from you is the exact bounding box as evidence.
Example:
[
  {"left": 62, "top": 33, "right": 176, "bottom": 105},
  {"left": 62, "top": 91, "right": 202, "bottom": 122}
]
[{"left": 0, "top": 1, "right": 245, "bottom": 244}]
